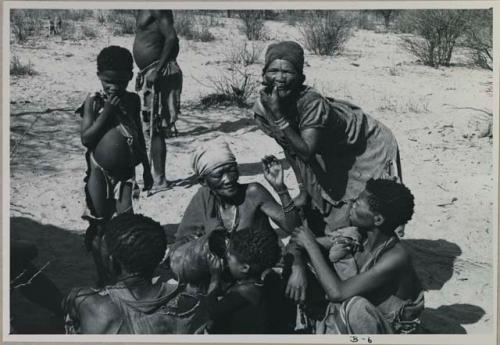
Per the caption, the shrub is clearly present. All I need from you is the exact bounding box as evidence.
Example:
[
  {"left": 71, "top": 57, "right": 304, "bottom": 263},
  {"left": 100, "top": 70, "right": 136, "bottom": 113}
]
[
  {"left": 374, "top": 10, "right": 399, "bottom": 30},
  {"left": 238, "top": 10, "right": 266, "bottom": 41},
  {"left": 81, "top": 24, "right": 98, "bottom": 39},
  {"left": 110, "top": 13, "right": 136, "bottom": 35},
  {"left": 202, "top": 64, "right": 259, "bottom": 108},
  {"left": 462, "top": 9, "right": 492, "bottom": 70},
  {"left": 10, "top": 55, "right": 36, "bottom": 76},
  {"left": 174, "top": 12, "right": 195, "bottom": 39},
  {"left": 226, "top": 41, "right": 263, "bottom": 66},
  {"left": 61, "top": 21, "right": 79, "bottom": 40},
  {"left": 11, "top": 10, "right": 43, "bottom": 43},
  {"left": 195, "top": 26, "right": 215, "bottom": 42},
  {"left": 96, "top": 10, "right": 107, "bottom": 24},
  {"left": 208, "top": 15, "right": 224, "bottom": 27},
  {"left": 299, "top": 11, "right": 353, "bottom": 56},
  {"left": 356, "top": 10, "right": 376, "bottom": 30},
  {"left": 66, "top": 10, "right": 93, "bottom": 21},
  {"left": 398, "top": 10, "right": 473, "bottom": 67}
]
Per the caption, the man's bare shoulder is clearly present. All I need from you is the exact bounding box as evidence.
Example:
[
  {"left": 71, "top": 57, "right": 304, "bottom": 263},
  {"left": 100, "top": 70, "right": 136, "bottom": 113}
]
[{"left": 376, "top": 241, "right": 411, "bottom": 272}]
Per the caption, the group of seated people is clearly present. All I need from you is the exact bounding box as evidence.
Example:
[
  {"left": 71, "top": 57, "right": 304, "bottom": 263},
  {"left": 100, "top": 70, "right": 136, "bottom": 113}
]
[
  {"left": 12, "top": 39, "right": 425, "bottom": 335},
  {"left": 61, "top": 139, "right": 424, "bottom": 335}
]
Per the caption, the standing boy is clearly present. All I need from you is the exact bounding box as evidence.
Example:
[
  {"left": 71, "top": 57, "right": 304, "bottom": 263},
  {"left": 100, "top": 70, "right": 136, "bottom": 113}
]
[{"left": 78, "top": 46, "right": 153, "bottom": 285}]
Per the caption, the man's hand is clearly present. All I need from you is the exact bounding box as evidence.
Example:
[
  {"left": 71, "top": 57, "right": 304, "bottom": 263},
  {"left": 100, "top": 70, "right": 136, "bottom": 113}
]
[
  {"left": 142, "top": 171, "right": 154, "bottom": 191},
  {"left": 285, "top": 264, "right": 308, "bottom": 303},
  {"left": 328, "top": 240, "right": 353, "bottom": 263},
  {"left": 292, "top": 224, "right": 316, "bottom": 249},
  {"left": 260, "top": 85, "right": 283, "bottom": 121},
  {"left": 146, "top": 67, "right": 160, "bottom": 88},
  {"left": 262, "top": 155, "right": 285, "bottom": 192},
  {"left": 207, "top": 252, "right": 224, "bottom": 279}
]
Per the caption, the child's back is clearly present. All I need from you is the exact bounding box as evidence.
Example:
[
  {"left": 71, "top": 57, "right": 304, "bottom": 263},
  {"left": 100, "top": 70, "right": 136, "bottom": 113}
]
[{"left": 207, "top": 280, "right": 268, "bottom": 334}]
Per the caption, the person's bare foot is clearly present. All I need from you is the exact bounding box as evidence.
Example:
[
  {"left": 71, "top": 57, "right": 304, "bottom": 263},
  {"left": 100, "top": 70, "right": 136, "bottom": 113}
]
[{"left": 147, "top": 179, "right": 171, "bottom": 196}]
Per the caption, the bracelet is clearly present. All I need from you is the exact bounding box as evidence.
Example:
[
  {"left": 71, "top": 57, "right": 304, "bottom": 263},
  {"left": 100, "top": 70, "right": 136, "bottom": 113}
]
[
  {"left": 283, "top": 200, "right": 296, "bottom": 213},
  {"left": 274, "top": 117, "right": 290, "bottom": 130},
  {"left": 284, "top": 203, "right": 296, "bottom": 214},
  {"left": 276, "top": 188, "right": 289, "bottom": 196}
]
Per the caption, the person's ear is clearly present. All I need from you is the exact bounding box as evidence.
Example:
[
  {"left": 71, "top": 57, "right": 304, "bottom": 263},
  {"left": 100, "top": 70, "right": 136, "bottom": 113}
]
[
  {"left": 240, "top": 263, "right": 250, "bottom": 275},
  {"left": 373, "top": 214, "right": 385, "bottom": 227}
]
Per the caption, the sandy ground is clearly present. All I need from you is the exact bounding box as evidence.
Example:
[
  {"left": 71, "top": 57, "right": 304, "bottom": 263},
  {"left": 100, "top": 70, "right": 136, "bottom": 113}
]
[{"left": 9, "top": 17, "right": 494, "bottom": 334}]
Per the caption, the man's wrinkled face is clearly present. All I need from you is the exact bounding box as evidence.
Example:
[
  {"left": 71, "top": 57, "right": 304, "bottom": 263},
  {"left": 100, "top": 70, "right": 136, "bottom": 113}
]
[
  {"left": 97, "top": 70, "right": 132, "bottom": 98},
  {"left": 203, "top": 163, "right": 239, "bottom": 198},
  {"left": 263, "top": 59, "right": 303, "bottom": 98}
]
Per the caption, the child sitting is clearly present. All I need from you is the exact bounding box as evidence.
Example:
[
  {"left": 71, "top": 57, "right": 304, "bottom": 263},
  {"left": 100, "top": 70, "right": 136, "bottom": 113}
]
[
  {"left": 63, "top": 214, "right": 209, "bottom": 334},
  {"left": 76, "top": 45, "right": 153, "bottom": 285},
  {"left": 205, "top": 227, "right": 281, "bottom": 334}
]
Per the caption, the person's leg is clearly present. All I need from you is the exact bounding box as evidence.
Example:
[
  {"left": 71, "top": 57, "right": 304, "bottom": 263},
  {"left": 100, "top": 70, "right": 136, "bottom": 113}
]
[
  {"left": 115, "top": 182, "right": 134, "bottom": 214},
  {"left": 86, "top": 164, "right": 113, "bottom": 286},
  {"left": 343, "top": 296, "right": 393, "bottom": 334},
  {"left": 150, "top": 128, "right": 168, "bottom": 189},
  {"left": 149, "top": 84, "right": 169, "bottom": 190}
]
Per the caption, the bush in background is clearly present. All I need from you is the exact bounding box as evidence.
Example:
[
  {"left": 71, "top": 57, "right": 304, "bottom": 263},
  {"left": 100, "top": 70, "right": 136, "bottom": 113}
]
[
  {"left": 462, "top": 9, "right": 492, "bottom": 70},
  {"left": 105, "top": 10, "right": 136, "bottom": 35},
  {"left": 356, "top": 10, "right": 377, "bottom": 30},
  {"left": 299, "top": 11, "right": 353, "bottom": 56},
  {"left": 374, "top": 10, "right": 399, "bottom": 30},
  {"left": 238, "top": 10, "right": 266, "bottom": 40},
  {"left": 60, "top": 21, "right": 79, "bottom": 40},
  {"left": 11, "top": 10, "right": 43, "bottom": 43},
  {"left": 201, "top": 63, "right": 259, "bottom": 108},
  {"left": 398, "top": 10, "right": 473, "bottom": 67},
  {"left": 10, "top": 55, "right": 37, "bottom": 76},
  {"left": 173, "top": 12, "right": 215, "bottom": 42},
  {"left": 225, "top": 41, "right": 263, "bottom": 66},
  {"left": 81, "top": 24, "right": 98, "bottom": 39}
]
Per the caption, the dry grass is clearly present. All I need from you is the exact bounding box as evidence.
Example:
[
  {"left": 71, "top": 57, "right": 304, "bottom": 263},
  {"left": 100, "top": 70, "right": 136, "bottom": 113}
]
[
  {"left": 377, "top": 95, "right": 430, "bottom": 114},
  {"left": 10, "top": 56, "right": 37, "bottom": 76},
  {"left": 225, "top": 41, "right": 263, "bottom": 66},
  {"left": 199, "top": 63, "right": 259, "bottom": 108}
]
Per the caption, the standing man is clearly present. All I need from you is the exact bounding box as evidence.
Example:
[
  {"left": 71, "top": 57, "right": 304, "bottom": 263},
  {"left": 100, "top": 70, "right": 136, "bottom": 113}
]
[{"left": 133, "top": 10, "right": 183, "bottom": 194}]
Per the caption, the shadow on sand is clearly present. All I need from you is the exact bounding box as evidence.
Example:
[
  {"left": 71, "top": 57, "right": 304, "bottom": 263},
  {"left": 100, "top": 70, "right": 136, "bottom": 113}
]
[
  {"left": 10, "top": 216, "right": 95, "bottom": 334},
  {"left": 402, "top": 239, "right": 485, "bottom": 333}
]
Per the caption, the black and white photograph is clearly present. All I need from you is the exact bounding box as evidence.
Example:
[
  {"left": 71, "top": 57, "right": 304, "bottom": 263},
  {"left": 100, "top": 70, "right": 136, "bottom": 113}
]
[{"left": 4, "top": 1, "right": 497, "bottom": 343}]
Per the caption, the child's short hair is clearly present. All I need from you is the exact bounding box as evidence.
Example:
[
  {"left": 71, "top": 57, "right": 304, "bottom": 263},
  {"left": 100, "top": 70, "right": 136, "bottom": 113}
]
[
  {"left": 104, "top": 213, "right": 166, "bottom": 279},
  {"left": 229, "top": 228, "right": 280, "bottom": 277},
  {"left": 97, "top": 45, "right": 133, "bottom": 73},
  {"left": 365, "top": 178, "right": 415, "bottom": 231}
]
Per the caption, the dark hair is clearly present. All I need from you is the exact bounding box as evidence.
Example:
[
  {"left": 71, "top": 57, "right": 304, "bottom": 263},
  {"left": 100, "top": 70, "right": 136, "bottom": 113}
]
[
  {"left": 228, "top": 228, "right": 280, "bottom": 277},
  {"left": 104, "top": 213, "right": 166, "bottom": 279},
  {"left": 365, "top": 178, "right": 415, "bottom": 232},
  {"left": 97, "top": 45, "right": 133, "bottom": 73}
]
